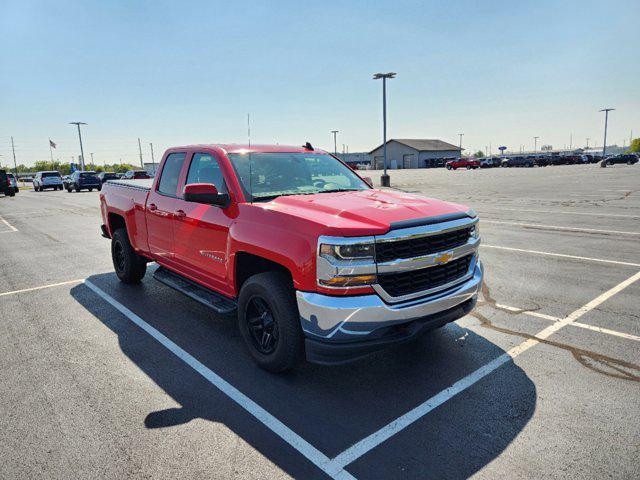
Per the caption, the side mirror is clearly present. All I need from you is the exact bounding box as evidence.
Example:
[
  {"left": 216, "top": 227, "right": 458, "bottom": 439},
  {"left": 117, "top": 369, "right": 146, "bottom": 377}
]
[
  {"left": 183, "top": 183, "right": 230, "bottom": 207},
  {"left": 362, "top": 176, "right": 374, "bottom": 188}
]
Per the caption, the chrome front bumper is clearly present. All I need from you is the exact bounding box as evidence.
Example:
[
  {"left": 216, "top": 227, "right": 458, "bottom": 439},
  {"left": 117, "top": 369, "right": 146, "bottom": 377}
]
[{"left": 297, "top": 259, "right": 483, "bottom": 341}]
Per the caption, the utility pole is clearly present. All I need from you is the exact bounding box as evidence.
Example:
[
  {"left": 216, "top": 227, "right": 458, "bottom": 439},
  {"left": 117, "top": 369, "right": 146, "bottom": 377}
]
[
  {"left": 534, "top": 136, "right": 539, "bottom": 152},
  {"left": 69, "top": 122, "right": 87, "bottom": 171},
  {"left": 90, "top": 153, "right": 94, "bottom": 166},
  {"left": 373, "top": 72, "right": 396, "bottom": 187},
  {"left": 331, "top": 130, "right": 339, "bottom": 156},
  {"left": 569, "top": 133, "right": 572, "bottom": 150},
  {"left": 458, "top": 133, "right": 464, "bottom": 151},
  {"left": 599, "top": 108, "right": 615, "bottom": 158},
  {"left": 586, "top": 137, "right": 590, "bottom": 149},
  {"left": 11, "top": 136, "right": 18, "bottom": 176},
  {"left": 149, "top": 142, "right": 156, "bottom": 174},
  {"left": 138, "top": 138, "right": 144, "bottom": 168}
]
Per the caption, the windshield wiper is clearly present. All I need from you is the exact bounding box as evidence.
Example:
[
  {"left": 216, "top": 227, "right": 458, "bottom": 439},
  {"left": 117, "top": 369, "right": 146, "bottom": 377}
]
[{"left": 316, "top": 189, "right": 360, "bottom": 194}]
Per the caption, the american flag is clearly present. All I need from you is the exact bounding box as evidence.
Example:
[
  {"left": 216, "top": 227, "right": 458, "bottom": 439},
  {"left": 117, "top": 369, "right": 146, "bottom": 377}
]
[{"left": 49, "top": 139, "right": 57, "bottom": 149}]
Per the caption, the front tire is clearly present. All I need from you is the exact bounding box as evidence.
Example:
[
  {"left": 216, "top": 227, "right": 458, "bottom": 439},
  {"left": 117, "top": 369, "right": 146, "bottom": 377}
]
[
  {"left": 238, "top": 271, "right": 304, "bottom": 372},
  {"left": 111, "top": 228, "right": 147, "bottom": 284}
]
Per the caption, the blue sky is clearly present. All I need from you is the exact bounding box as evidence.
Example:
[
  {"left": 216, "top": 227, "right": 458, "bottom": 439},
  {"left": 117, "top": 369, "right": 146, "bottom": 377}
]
[{"left": 1, "top": 0, "right": 638, "bottom": 166}]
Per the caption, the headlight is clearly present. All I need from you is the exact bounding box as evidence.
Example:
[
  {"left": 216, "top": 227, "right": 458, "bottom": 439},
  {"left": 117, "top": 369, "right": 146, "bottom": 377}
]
[
  {"left": 317, "top": 238, "right": 376, "bottom": 288},
  {"left": 470, "top": 222, "right": 480, "bottom": 238},
  {"left": 320, "top": 242, "right": 375, "bottom": 261}
]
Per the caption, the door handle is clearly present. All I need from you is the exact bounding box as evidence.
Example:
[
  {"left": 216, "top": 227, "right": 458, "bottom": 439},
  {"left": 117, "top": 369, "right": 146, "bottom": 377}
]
[
  {"left": 148, "top": 203, "right": 157, "bottom": 211},
  {"left": 175, "top": 209, "right": 186, "bottom": 220}
]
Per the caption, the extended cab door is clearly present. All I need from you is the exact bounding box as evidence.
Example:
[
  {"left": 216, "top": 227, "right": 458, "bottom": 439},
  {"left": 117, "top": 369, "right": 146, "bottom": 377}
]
[
  {"left": 146, "top": 152, "right": 186, "bottom": 265},
  {"left": 172, "top": 152, "right": 234, "bottom": 296}
]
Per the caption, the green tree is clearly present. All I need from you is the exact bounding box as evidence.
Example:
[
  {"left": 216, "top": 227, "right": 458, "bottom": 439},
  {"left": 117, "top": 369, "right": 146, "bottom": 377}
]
[
  {"left": 474, "top": 150, "right": 485, "bottom": 158},
  {"left": 628, "top": 138, "right": 640, "bottom": 153}
]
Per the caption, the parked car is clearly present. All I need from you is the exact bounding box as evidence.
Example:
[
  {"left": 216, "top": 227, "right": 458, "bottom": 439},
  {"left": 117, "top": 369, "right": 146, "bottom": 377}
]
[
  {"left": 600, "top": 154, "right": 639, "bottom": 167},
  {"left": 532, "top": 156, "right": 548, "bottom": 167},
  {"left": 122, "top": 170, "right": 151, "bottom": 180},
  {"left": 100, "top": 143, "right": 483, "bottom": 371},
  {"left": 98, "top": 172, "right": 119, "bottom": 184},
  {"left": 502, "top": 156, "right": 534, "bottom": 167},
  {"left": 6, "top": 173, "right": 19, "bottom": 193},
  {"left": 33, "top": 171, "right": 63, "bottom": 191},
  {"left": 64, "top": 171, "right": 102, "bottom": 192},
  {"left": 446, "top": 158, "right": 480, "bottom": 170},
  {"left": 479, "top": 158, "right": 494, "bottom": 168},
  {"left": 0, "top": 169, "right": 15, "bottom": 197}
]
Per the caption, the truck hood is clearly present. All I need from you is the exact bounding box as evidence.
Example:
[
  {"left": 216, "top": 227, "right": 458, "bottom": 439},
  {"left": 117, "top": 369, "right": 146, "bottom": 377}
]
[{"left": 264, "top": 189, "right": 471, "bottom": 236}]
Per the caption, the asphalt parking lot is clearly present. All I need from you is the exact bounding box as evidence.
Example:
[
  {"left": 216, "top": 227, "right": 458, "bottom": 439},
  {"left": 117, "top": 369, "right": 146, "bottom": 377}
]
[{"left": 1, "top": 163, "right": 639, "bottom": 479}]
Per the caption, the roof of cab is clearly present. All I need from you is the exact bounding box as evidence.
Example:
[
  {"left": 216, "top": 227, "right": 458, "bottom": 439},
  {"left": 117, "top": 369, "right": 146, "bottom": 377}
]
[{"left": 167, "top": 144, "right": 327, "bottom": 155}]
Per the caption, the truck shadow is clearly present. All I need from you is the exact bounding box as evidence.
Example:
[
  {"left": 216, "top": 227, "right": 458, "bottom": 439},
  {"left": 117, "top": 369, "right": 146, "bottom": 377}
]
[{"left": 71, "top": 271, "right": 536, "bottom": 479}]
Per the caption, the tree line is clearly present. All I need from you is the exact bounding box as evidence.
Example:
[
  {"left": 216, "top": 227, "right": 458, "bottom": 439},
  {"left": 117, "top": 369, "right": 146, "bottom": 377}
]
[{"left": 1, "top": 160, "right": 140, "bottom": 175}]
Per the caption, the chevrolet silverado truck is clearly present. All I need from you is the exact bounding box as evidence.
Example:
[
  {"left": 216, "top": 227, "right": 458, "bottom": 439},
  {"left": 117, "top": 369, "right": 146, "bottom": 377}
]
[{"left": 100, "top": 144, "right": 482, "bottom": 372}]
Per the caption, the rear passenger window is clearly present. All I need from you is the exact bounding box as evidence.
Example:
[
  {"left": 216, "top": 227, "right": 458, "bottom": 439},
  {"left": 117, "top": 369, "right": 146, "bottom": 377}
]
[
  {"left": 158, "top": 153, "right": 185, "bottom": 196},
  {"left": 186, "top": 153, "right": 227, "bottom": 193}
]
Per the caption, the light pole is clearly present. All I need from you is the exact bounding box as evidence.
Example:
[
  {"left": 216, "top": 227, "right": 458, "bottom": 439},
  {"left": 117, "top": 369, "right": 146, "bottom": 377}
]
[
  {"left": 599, "top": 108, "right": 615, "bottom": 159},
  {"left": 586, "top": 137, "right": 590, "bottom": 149},
  {"left": 69, "top": 122, "right": 87, "bottom": 171},
  {"left": 458, "top": 133, "right": 464, "bottom": 152},
  {"left": 373, "top": 72, "right": 396, "bottom": 187},
  {"left": 331, "top": 130, "right": 339, "bottom": 156},
  {"left": 534, "top": 136, "right": 539, "bottom": 152},
  {"left": 138, "top": 138, "right": 144, "bottom": 168},
  {"left": 150, "top": 143, "right": 156, "bottom": 174}
]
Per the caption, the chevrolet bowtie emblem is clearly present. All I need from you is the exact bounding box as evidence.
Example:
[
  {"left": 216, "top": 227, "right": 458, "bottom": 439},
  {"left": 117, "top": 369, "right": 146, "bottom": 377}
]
[{"left": 434, "top": 252, "right": 453, "bottom": 265}]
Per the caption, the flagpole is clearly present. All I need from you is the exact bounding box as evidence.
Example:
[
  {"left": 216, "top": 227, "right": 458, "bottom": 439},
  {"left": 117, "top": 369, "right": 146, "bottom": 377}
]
[{"left": 49, "top": 139, "right": 54, "bottom": 162}]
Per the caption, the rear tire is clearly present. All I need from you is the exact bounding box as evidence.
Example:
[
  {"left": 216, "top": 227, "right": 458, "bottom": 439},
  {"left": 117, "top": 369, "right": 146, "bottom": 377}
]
[
  {"left": 111, "top": 228, "right": 147, "bottom": 284},
  {"left": 75, "top": 184, "right": 80, "bottom": 192},
  {"left": 238, "top": 271, "right": 304, "bottom": 372},
  {"left": 446, "top": 165, "right": 452, "bottom": 170}
]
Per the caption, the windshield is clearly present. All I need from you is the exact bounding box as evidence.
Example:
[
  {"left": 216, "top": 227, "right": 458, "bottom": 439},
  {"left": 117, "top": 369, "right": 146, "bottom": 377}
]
[
  {"left": 227, "top": 152, "right": 369, "bottom": 201},
  {"left": 80, "top": 172, "right": 97, "bottom": 177},
  {"left": 43, "top": 172, "right": 61, "bottom": 178}
]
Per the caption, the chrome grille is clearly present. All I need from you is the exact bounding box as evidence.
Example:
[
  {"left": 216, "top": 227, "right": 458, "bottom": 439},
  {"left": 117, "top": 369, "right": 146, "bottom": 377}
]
[
  {"left": 375, "top": 227, "right": 472, "bottom": 263},
  {"left": 377, "top": 254, "right": 473, "bottom": 298}
]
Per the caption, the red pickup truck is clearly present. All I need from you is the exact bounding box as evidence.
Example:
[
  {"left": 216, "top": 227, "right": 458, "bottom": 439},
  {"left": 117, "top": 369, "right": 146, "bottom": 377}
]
[
  {"left": 445, "top": 158, "right": 480, "bottom": 170},
  {"left": 100, "top": 144, "right": 482, "bottom": 371}
]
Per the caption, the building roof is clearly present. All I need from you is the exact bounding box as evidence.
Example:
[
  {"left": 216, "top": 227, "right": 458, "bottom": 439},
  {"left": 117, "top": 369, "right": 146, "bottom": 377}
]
[{"left": 369, "top": 139, "right": 461, "bottom": 154}]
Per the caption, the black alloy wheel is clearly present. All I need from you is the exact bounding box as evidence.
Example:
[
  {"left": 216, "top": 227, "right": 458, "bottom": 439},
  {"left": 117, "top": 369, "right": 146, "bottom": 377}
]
[{"left": 245, "top": 295, "right": 279, "bottom": 354}]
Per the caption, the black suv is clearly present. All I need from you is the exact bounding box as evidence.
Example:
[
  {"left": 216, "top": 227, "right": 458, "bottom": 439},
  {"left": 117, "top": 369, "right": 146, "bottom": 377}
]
[
  {"left": 601, "top": 154, "right": 638, "bottom": 167},
  {"left": 0, "top": 169, "right": 15, "bottom": 197},
  {"left": 98, "top": 172, "right": 119, "bottom": 183},
  {"left": 502, "top": 156, "right": 534, "bottom": 167}
]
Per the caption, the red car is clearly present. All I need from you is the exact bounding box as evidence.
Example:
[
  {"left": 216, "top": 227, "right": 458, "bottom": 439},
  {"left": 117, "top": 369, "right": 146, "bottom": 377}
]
[
  {"left": 100, "top": 144, "right": 482, "bottom": 371},
  {"left": 446, "top": 158, "right": 480, "bottom": 170}
]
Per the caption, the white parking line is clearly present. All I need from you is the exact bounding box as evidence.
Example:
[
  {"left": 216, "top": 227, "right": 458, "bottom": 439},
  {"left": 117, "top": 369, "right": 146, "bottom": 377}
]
[
  {"left": 327, "top": 271, "right": 640, "bottom": 470},
  {"left": 495, "top": 304, "right": 640, "bottom": 342},
  {"left": 0, "top": 214, "right": 18, "bottom": 232},
  {"left": 83, "top": 280, "right": 355, "bottom": 480},
  {"left": 482, "top": 244, "right": 640, "bottom": 268},
  {"left": 0, "top": 279, "right": 85, "bottom": 297},
  {"left": 482, "top": 220, "right": 640, "bottom": 236},
  {"left": 478, "top": 207, "right": 640, "bottom": 219}
]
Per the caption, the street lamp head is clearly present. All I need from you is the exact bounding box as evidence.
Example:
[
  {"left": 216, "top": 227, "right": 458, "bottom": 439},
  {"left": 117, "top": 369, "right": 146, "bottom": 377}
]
[
  {"left": 599, "top": 108, "right": 615, "bottom": 113},
  {"left": 373, "top": 72, "right": 396, "bottom": 79},
  {"left": 69, "top": 121, "right": 88, "bottom": 126}
]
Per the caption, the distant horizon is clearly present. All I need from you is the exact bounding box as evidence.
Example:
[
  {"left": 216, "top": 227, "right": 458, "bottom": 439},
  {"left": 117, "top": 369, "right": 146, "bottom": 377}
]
[{"left": 2, "top": 0, "right": 638, "bottom": 167}]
